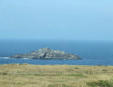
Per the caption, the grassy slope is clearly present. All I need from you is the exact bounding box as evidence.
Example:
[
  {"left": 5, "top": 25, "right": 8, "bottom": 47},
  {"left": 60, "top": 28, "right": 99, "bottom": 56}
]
[{"left": 0, "top": 64, "right": 113, "bottom": 87}]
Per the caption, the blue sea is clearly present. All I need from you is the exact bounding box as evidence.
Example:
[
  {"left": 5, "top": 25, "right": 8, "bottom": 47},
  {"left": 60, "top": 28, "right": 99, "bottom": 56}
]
[{"left": 0, "top": 40, "right": 113, "bottom": 65}]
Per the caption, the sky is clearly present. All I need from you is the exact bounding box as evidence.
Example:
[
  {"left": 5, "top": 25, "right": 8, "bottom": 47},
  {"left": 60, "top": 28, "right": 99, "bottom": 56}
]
[{"left": 0, "top": 0, "right": 113, "bottom": 40}]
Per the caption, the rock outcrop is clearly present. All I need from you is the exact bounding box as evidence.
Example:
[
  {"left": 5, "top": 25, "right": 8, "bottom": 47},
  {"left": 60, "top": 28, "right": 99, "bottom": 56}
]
[{"left": 10, "top": 48, "right": 80, "bottom": 60}]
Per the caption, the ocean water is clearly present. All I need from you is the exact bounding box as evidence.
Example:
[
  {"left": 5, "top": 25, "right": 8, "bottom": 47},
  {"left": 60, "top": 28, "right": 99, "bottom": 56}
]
[{"left": 0, "top": 40, "right": 113, "bottom": 65}]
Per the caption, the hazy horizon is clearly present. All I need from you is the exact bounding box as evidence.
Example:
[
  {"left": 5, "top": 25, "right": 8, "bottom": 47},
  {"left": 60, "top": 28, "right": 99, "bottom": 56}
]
[{"left": 0, "top": 0, "right": 113, "bottom": 41}]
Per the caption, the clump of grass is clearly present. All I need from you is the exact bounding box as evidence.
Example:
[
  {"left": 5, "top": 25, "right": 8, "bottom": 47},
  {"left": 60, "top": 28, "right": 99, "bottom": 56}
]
[
  {"left": 48, "top": 84, "right": 71, "bottom": 87},
  {"left": 87, "top": 79, "right": 113, "bottom": 87},
  {"left": 0, "top": 72, "right": 8, "bottom": 75},
  {"left": 102, "top": 69, "right": 108, "bottom": 72},
  {"left": 74, "top": 67, "right": 80, "bottom": 69},
  {"left": 67, "top": 73, "right": 86, "bottom": 77}
]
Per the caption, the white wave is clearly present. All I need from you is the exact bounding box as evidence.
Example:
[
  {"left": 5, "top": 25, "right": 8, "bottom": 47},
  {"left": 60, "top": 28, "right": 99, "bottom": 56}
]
[
  {"left": 23, "top": 58, "right": 29, "bottom": 59},
  {"left": 0, "top": 57, "right": 10, "bottom": 59}
]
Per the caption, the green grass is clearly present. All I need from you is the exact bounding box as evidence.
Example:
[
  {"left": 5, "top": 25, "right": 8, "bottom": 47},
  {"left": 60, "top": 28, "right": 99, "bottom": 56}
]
[
  {"left": 87, "top": 79, "right": 113, "bottom": 87},
  {"left": 0, "top": 64, "right": 113, "bottom": 87},
  {"left": 67, "top": 73, "right": 86, "bottom": 77},
  {"left": 48, "top": 84, "right": 71, "bottom": 87}
]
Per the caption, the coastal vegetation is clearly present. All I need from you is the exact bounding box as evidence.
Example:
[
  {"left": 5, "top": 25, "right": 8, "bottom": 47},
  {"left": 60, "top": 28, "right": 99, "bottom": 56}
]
[{"left": 0, "top": 64, "right": 113, "bottom": 87}]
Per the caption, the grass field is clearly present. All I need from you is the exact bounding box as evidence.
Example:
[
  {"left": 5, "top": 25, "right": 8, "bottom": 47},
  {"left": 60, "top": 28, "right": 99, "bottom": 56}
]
[{"left": 0, "top": 64, "right": 113, "bottom": 87}]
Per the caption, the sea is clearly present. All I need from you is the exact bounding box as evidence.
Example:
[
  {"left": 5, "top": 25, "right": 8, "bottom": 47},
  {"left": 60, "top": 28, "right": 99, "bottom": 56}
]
[{"left": 0, "top": 40, "right": 113, "bottom": 65}]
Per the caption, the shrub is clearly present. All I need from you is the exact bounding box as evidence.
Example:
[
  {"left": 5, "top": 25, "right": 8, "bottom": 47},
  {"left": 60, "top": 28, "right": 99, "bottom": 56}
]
[
  {"left": 0, "top": 72, "right": 8, "bottom": 75},
  {"left": 87, "top": 80, "right": 113, "bottom": 87}
]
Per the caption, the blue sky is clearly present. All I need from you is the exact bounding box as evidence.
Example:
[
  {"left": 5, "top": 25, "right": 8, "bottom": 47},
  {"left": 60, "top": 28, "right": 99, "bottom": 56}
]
[{"left": 0, "top": 0, "right": 113, "bottom": 40}]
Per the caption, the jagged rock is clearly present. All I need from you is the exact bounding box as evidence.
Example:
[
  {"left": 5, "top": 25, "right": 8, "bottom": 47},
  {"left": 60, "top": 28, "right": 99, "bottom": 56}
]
[{"left": 10, "top": 48, "right": 80, "bottom": 60}]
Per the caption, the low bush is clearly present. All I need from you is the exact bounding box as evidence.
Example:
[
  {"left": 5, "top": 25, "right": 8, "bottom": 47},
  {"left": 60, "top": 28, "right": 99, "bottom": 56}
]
[{"left": 87, "top": 79, "right": 113, "bottom": 87}]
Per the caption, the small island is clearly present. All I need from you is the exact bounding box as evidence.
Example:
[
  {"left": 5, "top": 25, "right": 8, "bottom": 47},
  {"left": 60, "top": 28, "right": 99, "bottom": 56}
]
[{"left": 10, "top": 48, "right": 80, "bottom": 60}]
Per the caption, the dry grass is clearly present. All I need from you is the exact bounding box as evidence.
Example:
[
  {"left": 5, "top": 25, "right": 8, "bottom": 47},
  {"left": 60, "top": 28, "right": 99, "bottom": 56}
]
[{"left": 0, "top": 64, "right": 113, "bottom": 87}]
